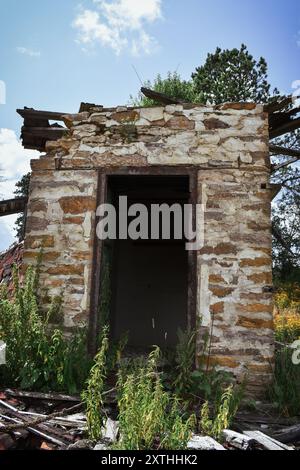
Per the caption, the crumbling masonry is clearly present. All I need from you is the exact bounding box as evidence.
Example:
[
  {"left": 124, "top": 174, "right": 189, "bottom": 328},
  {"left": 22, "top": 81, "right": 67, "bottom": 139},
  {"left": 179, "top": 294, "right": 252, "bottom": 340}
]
[{"left": 21, "top": 101, "right": 274, "bottom": 396}]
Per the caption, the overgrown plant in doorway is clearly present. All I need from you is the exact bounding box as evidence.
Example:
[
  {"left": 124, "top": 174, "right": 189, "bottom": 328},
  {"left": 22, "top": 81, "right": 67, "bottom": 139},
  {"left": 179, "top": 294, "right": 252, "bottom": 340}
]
[
  {"left": 114, "top": 347, "right": 196, "bottom": 450},
  {"left": 199, "top": 384, "right": 243, "bottom": 441},
  {"left": 169, "top": 324, "right": 236, "bottom": 403},
  {"left": 81, "top": 325, "right": 109, "bottom": 440}
]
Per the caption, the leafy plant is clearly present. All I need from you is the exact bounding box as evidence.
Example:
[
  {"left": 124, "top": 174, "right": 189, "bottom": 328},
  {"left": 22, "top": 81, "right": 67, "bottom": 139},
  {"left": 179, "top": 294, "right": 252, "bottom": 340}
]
[
  {"left": 268, "top": 346, "right": 300, "bottom": 416},
  {"left": 200, "top": 385, "right": 242, "bottom": 440},
  {"left": 131, "top": 71, "right": 200, "bottom": 107},
  {"left": 0, "top": 265, "right": 91, "bottom": 393},
  {"left": 274, "top": 311, "right": 300, "bottom": 343},
  {"left": 172, "top": 328, "right": 196, "bottom": 395},
  {"left": 166, "top": 326, "right": 234, "bottom": 403},
  {"left": 190, "top": 368, "right": 234, "bottom": 403},
  {"left": 114, "top": 347, "right": 195, "bottom": 450},
  {"left": 81, "top": 326, "right": 109, "bottom": 440}
]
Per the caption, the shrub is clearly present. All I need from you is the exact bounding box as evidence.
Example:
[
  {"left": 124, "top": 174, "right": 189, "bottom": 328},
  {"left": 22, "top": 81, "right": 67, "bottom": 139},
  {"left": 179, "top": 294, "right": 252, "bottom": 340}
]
[
  {"left": 274, "top": 312, "right": 300, "bottom": 343},
  {"left": 114, "top": 347, "right": 196, "bottom": 450},
  {"left": 190, "top": 367, "right": 234, "bottom": 403},
  {"left": 82, "top": 326, "right": 109, "bottom": 440},
  {"left": 0, "top": 265, "right": 91, "bottom": 393},
  {"left": 268, "top": 346, "right": 300, "bottom": 416},
  {"left": 199, "top": 385, "right": 242, "bottom": 441},
  {"left": 167, "top": 327, "right": 235, "bottom": 403},
  {"left": 172, "top": 328, "right": 196, "bottom": 395}
]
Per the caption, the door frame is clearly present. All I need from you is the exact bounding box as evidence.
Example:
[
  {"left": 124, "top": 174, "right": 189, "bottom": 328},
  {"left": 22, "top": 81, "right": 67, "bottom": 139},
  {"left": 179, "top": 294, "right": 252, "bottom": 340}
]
[{"left": 87, "top": 166, "right": 198, "bottom": 355}]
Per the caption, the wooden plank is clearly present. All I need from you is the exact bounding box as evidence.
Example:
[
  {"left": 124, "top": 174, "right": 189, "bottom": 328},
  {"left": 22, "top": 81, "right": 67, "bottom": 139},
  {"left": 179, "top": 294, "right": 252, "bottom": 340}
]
[
  {"left": 187, "top": 171, "right": 198, "bottom": 333},
  {"left": 270, "top": 117, "right": 300, "bottom": 139},
  {"left": 88, "top": 171, "right": 107, "bottom": 356},
  {"left": 5, "top": 389, "right": 80, "bottom": 403},
  {"left": 17, "top": 108, "right": 69, "bottom": 121},
  {"left": 262, "top": 434, "right": 294, "bottom": 451},
  {"left": 0, "top": 198, "right": 27, "bottom": 217},
  {"left": 270, "top": 145, "right": 300, "bottom": 159},
  {"left": 244, "top": 430, "right": 292, "bottom": 450},
  {"left": 141, "top": 87, "right": 185, "bottom": 105},
  {"left": 22, "top": 127, "right": 66, "bottom": 139},
  {"left": 264, "top": 96, "right": 294, "bottom": 114},
  {"left": 270, "top": 424, "right": 300, "bottom": 444},
  {"left": 0, "top": 414, "right": 67, "bottom": 447}
]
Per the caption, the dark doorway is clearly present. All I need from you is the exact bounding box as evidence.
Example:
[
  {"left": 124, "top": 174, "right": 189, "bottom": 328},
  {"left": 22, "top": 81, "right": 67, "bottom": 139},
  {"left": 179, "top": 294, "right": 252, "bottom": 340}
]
[
  {"left": 107, "top": 176, "right": 189, "bottom": 350},
  {"left": 88, "top": 170, "right": 197, "bottom": 356}
]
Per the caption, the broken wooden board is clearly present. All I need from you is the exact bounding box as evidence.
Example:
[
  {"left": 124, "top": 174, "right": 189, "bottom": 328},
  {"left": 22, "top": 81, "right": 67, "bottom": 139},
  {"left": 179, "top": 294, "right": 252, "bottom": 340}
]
[
  {"left": 5, "top": 389, "right": 81, "bottom": 403},
  {"left": 269, "top": 424, "right": 300, "bottom": 444},
  {"left": 244, "top": 430, "right": 294, "bottom": 450}
]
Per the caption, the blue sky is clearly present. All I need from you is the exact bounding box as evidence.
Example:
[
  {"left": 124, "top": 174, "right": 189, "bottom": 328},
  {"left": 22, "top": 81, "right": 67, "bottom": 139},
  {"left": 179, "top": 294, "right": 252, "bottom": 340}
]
[{"left": 0, "top": 0, "right": 300, "bottom": 250}]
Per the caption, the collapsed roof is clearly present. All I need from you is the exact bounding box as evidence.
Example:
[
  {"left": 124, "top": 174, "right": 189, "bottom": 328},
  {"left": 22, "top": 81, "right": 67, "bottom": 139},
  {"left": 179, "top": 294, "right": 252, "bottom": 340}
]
[{"left": 16, "top": 88, "right": 300, "bottom": 155}]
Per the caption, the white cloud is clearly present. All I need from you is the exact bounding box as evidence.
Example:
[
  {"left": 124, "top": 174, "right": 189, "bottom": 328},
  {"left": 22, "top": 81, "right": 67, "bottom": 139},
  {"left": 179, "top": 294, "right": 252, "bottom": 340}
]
[
  {"left": 17, "top": 46, "right": 41, "bottom": 58},
  {"left": 73, "top": 0, "right": 162, "bottom": 56},
  {"left": 0, "top": 129, "right": 39, "bottom": 249}
]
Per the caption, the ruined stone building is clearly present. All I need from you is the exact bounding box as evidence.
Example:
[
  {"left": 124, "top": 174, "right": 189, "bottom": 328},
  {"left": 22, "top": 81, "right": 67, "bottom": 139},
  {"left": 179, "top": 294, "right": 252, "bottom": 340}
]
[{"left": 2, "top": 91, "right": 298, "bottom": 395}]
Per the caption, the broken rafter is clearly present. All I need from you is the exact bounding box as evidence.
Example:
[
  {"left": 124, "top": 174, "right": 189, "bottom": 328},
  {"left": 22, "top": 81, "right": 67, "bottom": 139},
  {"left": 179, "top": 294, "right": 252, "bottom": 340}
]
[
  {"left": 269, "top": 117, "right": 300, "bottom": 139},
  {"left": 0, "top": 197, "right": 27, "bottom": 217},
  {"left": 264, "top": 95, "right": 300, "bottom": 114},
  {"left": 22, "top": 127, "right": 66, "bottom": 140},
  {"left": 17, "top": 108, "right": 69, "bottom": 122},
  {"left": 140, "top": 87, "right": 185, "bottom": 105},
  {"left": 269, "top": 145, "right": 300, "bottom": 158},
  {"left": 5, "top": 389, "right": 81, "bottom": 403},
  {"left": 271, "top": 158, "right": 298, "bottom": 173},
  {"left": 16, "top": 107, "right": 70, "bottom": 151},
  {"left": 0, "top": 400, "right": 82, "bottom": 433}
]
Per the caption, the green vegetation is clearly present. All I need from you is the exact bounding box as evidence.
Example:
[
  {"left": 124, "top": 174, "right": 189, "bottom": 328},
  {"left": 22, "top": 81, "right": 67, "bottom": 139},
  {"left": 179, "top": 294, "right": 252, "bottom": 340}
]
[
  {"left": 268, "top": 346, "right": 300, "bottom": 417},
  {"left": 14, "top": 172, "right": 31, "bottom": 241},
  {"left": 271, "top": 284, "right": 300, "bottom": 416},
  {"left": 81, "top": 326, "right": 109, "bottom": 440},
  {"left": 130, "top": 71, "right": 199, "bottom": 106},
  {"left": 0, "top": 266, "right": 246, "bottom": 448},
  {"left": 200, "top": 385, "right": 242, "bottom": 441},
  {"left": 113, "top": 347, "right": 195, "bottom": 450},
  {"left": 192, "top": 44, "right": 276, "bottom": 104},
  {"left": 131, "top": 44, "right": 299, "bottom": 283},
  {"left": 0, "top": 266, "right": 91, "bottom": 393}
]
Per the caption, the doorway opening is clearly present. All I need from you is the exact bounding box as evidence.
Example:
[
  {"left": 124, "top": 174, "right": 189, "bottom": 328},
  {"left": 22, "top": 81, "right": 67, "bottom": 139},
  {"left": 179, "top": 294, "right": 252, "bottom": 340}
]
[{"left": 89, "top": 171, "right": 197, "bottom": 355}]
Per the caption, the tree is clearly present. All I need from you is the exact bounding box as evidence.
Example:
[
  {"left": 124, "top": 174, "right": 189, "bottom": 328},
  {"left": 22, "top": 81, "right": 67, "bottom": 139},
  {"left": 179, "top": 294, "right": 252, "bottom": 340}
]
[
  {"left": 14, "top": 172, "right": 31, "bottom": 241},
  {"left": 132, "top": 44, "right": 299, "bottom": 284},
  {"left": 271, "top": 130, "right": 300, "bottom": 283},
  {"left": 192, "top": 44, "right": 278, "bottom": 104},
  {"left": 131, "top": 71, "right": 201, "bottom": 107}
]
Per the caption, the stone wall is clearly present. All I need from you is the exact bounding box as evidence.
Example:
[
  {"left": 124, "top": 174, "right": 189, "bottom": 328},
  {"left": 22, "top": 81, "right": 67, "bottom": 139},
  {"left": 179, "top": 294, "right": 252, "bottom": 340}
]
[{"left": 24, "top": 101, "right": 274, "bottom": 395}]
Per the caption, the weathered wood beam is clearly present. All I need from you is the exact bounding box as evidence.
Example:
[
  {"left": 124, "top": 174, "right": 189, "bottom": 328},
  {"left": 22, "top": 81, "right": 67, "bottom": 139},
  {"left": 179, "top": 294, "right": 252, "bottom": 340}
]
[
  {"left": 269, "top": 144, "right": 300, "bottom": 158},
  {"left": 0, "top": 198, "right": 27, "bottom": 217},
  {"left": 264, "top": 95, "right": 299, "bottom": 114},
  {"left": 270, "top": 424, "right": 300, "bottom": 444},
  {"left": 269, "top": 183, "right": 282, "bottom": 198},
  {"left": 269, "top": 117, "right": 300, "bottom": 139},
  {"left": 243, "top": 430, "right": 293, "bottom": 450},
  {"left": 140, "top": 87, "right": 184, "bottom": 105},
  {"left": 17, "top": 108, "right": 69, "bottom": 121},
  {"left": 22, "top": 127, "right": 66, "bottom": 139}
]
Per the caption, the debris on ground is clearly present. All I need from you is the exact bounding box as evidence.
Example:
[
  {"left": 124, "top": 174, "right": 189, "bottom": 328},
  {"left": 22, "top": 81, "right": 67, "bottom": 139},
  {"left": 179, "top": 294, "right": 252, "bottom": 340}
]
[{"left": 0, "top": 389, "right": 299, "bottom": 450}]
